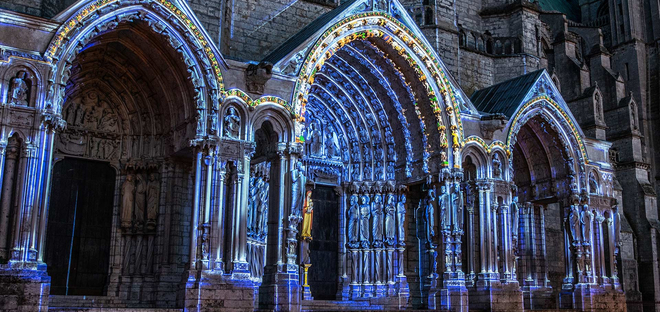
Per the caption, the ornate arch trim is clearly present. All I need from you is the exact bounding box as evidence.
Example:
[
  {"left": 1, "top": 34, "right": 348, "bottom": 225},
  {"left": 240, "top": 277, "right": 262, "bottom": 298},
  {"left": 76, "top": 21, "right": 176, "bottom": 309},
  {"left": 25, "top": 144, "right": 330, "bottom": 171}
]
[
  {"left": 224, "top": 89, "right": 293, "bottom": 113},
  {"left": 46, "top": 0, "right": 224, "bottom": 91},
  {"left": 293, "top": 12, "right": 460, "bottom": 149},
  {"left": 507, "top": 96, "right": 588, "bottom": 167},
  {"left": 462, "top": 136, "right": 509, "bottom": 156}
]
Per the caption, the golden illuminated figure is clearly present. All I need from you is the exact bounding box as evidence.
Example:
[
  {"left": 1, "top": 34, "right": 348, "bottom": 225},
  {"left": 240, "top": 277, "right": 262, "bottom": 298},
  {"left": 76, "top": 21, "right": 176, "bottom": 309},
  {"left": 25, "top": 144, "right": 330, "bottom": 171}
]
[{"left": 301, "top": 190, "right": 314, "bottom": 239}]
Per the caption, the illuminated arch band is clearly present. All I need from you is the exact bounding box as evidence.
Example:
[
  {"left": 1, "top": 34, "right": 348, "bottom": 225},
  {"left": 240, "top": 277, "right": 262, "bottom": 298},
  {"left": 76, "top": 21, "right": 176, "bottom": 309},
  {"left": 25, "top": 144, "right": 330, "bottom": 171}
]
[
  {"left": 507, "top": 96, "right": 589, "bottom": 176},
  {"left": 293, "top": 12, "right": 462, "bottom": 148},
  {"left": 44, "top": 0, "right": 224, "bottom": 124}
]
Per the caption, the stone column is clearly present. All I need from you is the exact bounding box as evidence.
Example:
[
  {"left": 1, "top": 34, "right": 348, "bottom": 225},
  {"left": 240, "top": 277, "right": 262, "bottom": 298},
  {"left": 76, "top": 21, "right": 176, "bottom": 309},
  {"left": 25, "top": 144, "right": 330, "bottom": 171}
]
[
  {"left": 188, "top": 147, "right": 204, "bottom": 274},
  {"left": 499, "top": 204, "right": 511, "bottom": 281},
  {"left": 36, "top": 119, "right": 61, "bottom": 265},
  {"left": 259, "top": 143, "right": 302, "bottom": 311},
  {"left": 0, "top": 140, "right": 19, "bottom": 260},
  {"left": 540, "top": 205, "right": 549, "bottom": 287},
  {"left": 11, "top": 144, "right": 38, "bottom": 262},
  {"left": 491, "top": 200, "right": 499, "bottom": 277},
  {"left": 214, "top": 160, "right": 227, "bottom": 271},
  {"left": 234, "top": 151, "right": 252, "bottom": 274}
]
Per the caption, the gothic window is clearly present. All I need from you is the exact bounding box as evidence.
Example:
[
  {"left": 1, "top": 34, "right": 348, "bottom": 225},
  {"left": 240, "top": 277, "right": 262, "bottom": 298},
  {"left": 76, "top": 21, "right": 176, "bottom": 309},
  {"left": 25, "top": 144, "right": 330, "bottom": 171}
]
[{"left": 504, "top": 40, "right": 512, "bottom": 54}]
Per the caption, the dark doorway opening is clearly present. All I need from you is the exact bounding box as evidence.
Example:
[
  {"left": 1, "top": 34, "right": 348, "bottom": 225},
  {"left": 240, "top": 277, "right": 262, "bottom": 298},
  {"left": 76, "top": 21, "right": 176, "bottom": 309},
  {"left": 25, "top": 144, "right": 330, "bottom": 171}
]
[
  {"left": 45, "top": 158, "right": 115, "bottom": 296},
  {"left": 309, "top": 186, "right": 339, "bottom": 300}
]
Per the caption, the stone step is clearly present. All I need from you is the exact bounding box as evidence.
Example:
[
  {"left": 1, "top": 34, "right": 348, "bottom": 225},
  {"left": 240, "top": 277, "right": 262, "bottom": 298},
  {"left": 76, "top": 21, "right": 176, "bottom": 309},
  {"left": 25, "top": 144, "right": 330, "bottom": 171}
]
[{"left": 49, "top": 309, "right": 182, "bottom": 312}]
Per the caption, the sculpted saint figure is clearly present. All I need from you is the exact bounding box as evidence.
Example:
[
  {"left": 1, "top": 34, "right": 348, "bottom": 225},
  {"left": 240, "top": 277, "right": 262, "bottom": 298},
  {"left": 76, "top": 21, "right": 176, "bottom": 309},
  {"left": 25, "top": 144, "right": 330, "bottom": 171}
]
[
  {"left": 247, "top": 171, "right": 257, "bottom": 233},
  {"left": 425, "top": 189, "right": 436, "bottom": 242},
  {"left": 452, "top": 184, "right": 464, "bottom": 232},
  {"left": 439, "top": 184, "right": 450, "bottom": 232},
  {"left": 224, "top": 107, "right": 240, "bottom": 139},
  {"left": 301, "top": 191, "right": 314, "bottom": 238},
  {"left": 348, "top": 194, "right": 360, "bottom": 246},
  {"left": 256, "top": 180, "right": 269, "bottom": 237},
  {"left": 492, "top": 153, "right": 502, "bottom": 178},
  {"left": 384, "top": 193, "right": 396, "bottom": 245},
  {"left": 359, "top": 195, "right": 371, "bottom": 245},
  {"left": 9, "top": 71, "right": 29, "bottom": 106},
  {"left": 290, "top": 161, "right": 307, "bottom": 217},
  {"left": 135, "top": 175, "right": 147, "bottom": 224},
  {"left": 325, "top": 127, "right": 340, "bottom": 159},
  {"left": 581, "top": 207, "right": 593, "bottom": 243},
  {"left": 120, "top": 174, "right": 135, "bottom": 228},
  {"left": 511, "top": 195, "right": 520, "bottom": 239},
  {"left": 146, "top": 173, "right": 160, "bottom": 222},
  {"left": 372, "top": 194, "right": 384, "bottom": 245},
  {"left": 568, "top": 205, "right": 580, "bottom": 243},
  {"left": 397, "top": 194, "right": 407, "bottom": 244}
]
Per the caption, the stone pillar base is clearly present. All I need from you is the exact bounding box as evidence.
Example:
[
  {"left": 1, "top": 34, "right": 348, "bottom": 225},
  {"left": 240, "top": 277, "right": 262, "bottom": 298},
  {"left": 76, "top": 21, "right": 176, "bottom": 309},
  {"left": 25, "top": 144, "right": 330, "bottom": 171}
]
[
  {"left": 438, "top": 286, "right": 468, "bottom": 312},
  {"left": 258, "top": 270, "right": 301, "bottom": 312},
  {"left": 468, "top": 283, "right": 523, "bottom": 312},
  {"left": 0, "top": 266, "right": 50, "bottom": 312},
  {"left": 182, "top": 269, "right": 254, "bottom": 312},
  {"left": 569, "top": 284, "right": 627, "bottom": 312},
  {"left": 522, "top": 286, "right": 553, "bottom": 309}
]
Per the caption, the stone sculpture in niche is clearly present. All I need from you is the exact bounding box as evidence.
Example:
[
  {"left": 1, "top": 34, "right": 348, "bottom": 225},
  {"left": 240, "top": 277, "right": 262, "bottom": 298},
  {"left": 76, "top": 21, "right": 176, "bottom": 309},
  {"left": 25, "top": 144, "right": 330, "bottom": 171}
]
[
  {"left": 424, "top": 188, "right": 436, "bottom": 242},
  {"left": 510, "top": 195, "right": 519, "bottom": 240},
  {"left": 325, "top": 125, "right": 340, "bottom": 159},
  {"left": 134, "top": 174, "right": 147, "bottom": 225},
  {"left": 359, "top": 195, "right": 371, "bottom": 245},
  {"left": 146, "top": 173, "right": 160, "bottom": 229},
  {"left": 439, "top": 184, "right": 450, "bottom": 232},
  {"left": 307, "top": 120, "right": 323, "bottom": 156},
  {"left": 372, "top": 194, "right": 384, "bottom": 246},
  {"left": 224, "top": 107, "right": 240, "bottom": 139},
  {"left": 8, "top": 71, "right": 29, "bottom": 106},
  {"left": 492, "top": 153, "right": 501, "bottom": 178},
  {"left": 396, "top": 194, "right": 406, "bottom": 245},
  {"left": 348, "top": 194, "right": 360, "bottom": 247},
  {"left": 121, "top": 174, "right": 135, "bottom": 228},
  {"left": 384, "top": 193, "right": 396, "bottom": 245},
  {"left": 291, "top": 161, "right": 307, "bottom": 217}
]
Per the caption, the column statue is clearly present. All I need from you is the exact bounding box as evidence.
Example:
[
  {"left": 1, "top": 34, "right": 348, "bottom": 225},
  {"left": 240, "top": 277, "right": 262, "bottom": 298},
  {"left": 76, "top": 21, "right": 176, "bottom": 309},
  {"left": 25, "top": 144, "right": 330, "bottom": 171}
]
[
  {"left": 348, "top": 194, "right": 360, "bottom": 247},
  {"left": 439, "top": 184, "right": 450, "bottom": 232},
  {"left": 134, "top": 174, "right": 146, "bottom": 224},
  {"left": 372, "top": 194, "right": 384, "bottom": 246},
  {"left": 359, "top": 195, "right": 371, "bottom": 246},
  {"left": 425, "top": 188, "right": 436, "bottom": 242},
  {"left": 396, "top": 194, "right": 407, "bottom": 245},
  {"left": 291, "top": 161, "right": 307, "bottom": 217},
  {"left": 384, "top": 193, "right": 396, "bottom": 246},
  {"left": 146, "top": 173, "right": 160, "bottom": 228},
  {"left": 120, "top": 174, "right": 135, "bottom": 228}
]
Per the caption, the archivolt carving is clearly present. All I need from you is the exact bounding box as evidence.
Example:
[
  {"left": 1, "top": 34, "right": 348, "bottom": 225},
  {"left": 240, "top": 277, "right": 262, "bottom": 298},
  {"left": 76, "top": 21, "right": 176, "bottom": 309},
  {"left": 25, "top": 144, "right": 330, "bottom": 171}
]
[{"left": 45, "top": 1, "right": 222, "bottom": 136}]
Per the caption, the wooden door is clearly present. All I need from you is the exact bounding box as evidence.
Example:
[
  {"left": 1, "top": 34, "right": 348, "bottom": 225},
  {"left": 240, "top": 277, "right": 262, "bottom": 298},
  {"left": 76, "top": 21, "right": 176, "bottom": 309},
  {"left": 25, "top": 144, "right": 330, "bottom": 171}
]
[
  {"left": 309, "top": 186, "right": 339, "bottom": 300},
  {"left": 45, "top": 158, "right": 115, "bottom": 296}
]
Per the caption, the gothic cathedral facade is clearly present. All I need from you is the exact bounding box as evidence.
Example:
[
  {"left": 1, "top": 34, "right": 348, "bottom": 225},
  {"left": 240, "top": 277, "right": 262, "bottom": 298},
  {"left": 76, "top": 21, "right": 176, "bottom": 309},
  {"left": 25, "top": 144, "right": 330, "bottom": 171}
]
[{"left": 0, "top": 0, "right": 655, "bottom": 311}]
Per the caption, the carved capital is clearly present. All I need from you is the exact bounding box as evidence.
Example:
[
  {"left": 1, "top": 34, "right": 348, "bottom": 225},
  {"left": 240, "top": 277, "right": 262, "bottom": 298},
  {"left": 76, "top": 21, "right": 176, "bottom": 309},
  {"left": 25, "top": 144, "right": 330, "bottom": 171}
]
[{"left": 40, "top": 111, "right": 67, "bottom": 132}]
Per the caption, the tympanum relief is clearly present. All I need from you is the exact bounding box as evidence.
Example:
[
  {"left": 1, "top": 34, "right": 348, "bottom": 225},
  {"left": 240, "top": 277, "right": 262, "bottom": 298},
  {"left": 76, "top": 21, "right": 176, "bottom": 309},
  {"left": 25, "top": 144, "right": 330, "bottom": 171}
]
[{"left": 59, "top": 91, "right": 121, "bottom": 160}]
